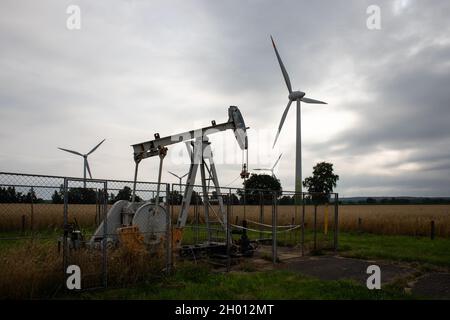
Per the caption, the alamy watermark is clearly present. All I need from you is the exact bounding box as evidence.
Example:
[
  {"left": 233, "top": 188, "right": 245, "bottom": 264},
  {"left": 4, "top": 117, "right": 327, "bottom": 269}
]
[
  {"left": 366, "top": 265, "right": 381, "bottom": 290},
  {"left": 66, "top": 265, "right": 81, "bottom": 290},
  {"left": 366, "top": 5, "right": 382, "bottom": 30},
  {"left": 66, "top": 5, "right": 81, "bottom": 30}
]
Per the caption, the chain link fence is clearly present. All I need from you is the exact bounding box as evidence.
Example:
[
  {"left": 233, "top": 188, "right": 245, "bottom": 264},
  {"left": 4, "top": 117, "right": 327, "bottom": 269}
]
[
  {"left": 0, "top": 172, "right": 339, "bottom": 298},
  {"left": 174, "top": 184, "right": 339, "bottom": 265},
  {"left": 0, "top": 172, "right": 171, "bottom": 298}
]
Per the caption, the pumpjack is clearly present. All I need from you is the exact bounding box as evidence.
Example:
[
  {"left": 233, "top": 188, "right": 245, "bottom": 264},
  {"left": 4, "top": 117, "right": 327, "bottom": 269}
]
[{"left": 90, "top": 106, "right": 251, "bottom": 257}]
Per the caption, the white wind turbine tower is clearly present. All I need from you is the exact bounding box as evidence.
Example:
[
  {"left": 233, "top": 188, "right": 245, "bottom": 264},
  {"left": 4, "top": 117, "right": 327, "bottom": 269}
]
[
  {"left": 254, "top": 153, "right": 283, "bottom": 179},
  {"left": 270, "top": 36, "right": 327, "bottom": 193},
  {"left": 58, "top": 139, "right": 106, "bottom": 188}
]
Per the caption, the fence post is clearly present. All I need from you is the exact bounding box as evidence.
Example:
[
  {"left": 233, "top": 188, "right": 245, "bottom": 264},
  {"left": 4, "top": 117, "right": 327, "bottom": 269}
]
[
  {"left": 358, "top": 217, "right": 362, "bottom": 233},
  {"left": 301, "top": 193, "right": 305, "bottom": 257},
  {"left": 431, "top": 220, "right": 435, "bottom": 240},
  {"left": 102, "top": 181, "right": 108, "bottom": 288},
  {"left": 62, "top": 178, "right": 69, "bottom": 275},
  {"left": 272, "top": 192, "right": 277, "bottom": 264},
  {"left": 21, "top": 215, "right": 26, "bottom": 234},
  {"left": 259, "top": 191, "right": 264, "bottom": 240},
  {"left": 30, "top": 186, "right": 34, "bottom": 232},
  {"left": 334, "top": 193, "right": 339, "bottom": 252},
  {"left": 313, "top": 205, "right": 317, "bottom": 251},
  {"left": 166, "top": 183, "right": 172, "bottom": 274},
  {"left": 226, "top": 189, "right": 231, "bottom": 272},
  {"left": 290, "top": 217, "right": 294, "bottom": 244}
]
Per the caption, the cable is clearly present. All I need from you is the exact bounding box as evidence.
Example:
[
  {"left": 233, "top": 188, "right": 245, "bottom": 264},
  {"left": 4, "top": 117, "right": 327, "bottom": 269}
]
[
  {"left": 224, "top": 175, "right": 240, "bottom": 187},
  {"left": 230, "top": 223, "right": 302, "bottom": 234},
  {"left": 245, "top": 219, "right": 298, "bottom": 229}
]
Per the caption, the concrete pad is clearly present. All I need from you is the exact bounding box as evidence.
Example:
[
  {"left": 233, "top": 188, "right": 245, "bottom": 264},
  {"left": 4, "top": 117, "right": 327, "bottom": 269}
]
[
  {"left": 412, "top": 273, "right": 450, "bottom": 299},
  {"left": 279, "top": 255, "right": 414, "bottom": 285}
]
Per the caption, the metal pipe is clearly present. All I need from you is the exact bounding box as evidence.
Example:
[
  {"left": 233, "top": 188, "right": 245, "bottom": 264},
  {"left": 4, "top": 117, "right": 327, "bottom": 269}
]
[
  {"left": 132, "top": 122, "right": 234, "bottom": 160},
  {"left": 131, "top": 161, "right": 140, "bottom": 203},
  {"left": 166, "top": 183, "right": 172, "bottom": 274},
  {"left": 226, "top": 189, "right": 231, "bottom": 272},
  {"left": 301, "top": 193, "right": 305, "bottom": 256},
  {"left": 334, "top": 193, "right": 339, "bottom": 251},
  {"left": 62, "top": 178, "right": 69, "bottom": 275},
  {"left": 154, "top": 152, "right": 165, "bottom": 208},
  {"left": 102, "top": 181, "right": 108, "bottom": 288},
  {"left": 272, "top": 192, "right": 277, "bottom": 264},
  {"left": 83, "top": 157, "right": 87, "bottom": 189}
]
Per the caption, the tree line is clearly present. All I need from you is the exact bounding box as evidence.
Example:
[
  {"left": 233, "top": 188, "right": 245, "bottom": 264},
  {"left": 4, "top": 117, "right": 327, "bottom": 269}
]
[{"left": 0, "top": 187, "right": 44, "bottom": 203}]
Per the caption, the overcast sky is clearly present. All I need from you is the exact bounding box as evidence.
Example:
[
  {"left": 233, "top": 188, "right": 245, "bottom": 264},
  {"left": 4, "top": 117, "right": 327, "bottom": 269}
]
[{"left": 1, "top": 0, "right": 449, "bottom": 197}]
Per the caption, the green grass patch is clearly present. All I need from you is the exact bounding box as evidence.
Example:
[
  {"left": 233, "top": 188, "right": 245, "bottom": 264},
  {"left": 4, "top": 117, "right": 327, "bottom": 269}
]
[
  {"left": 76, "top": 262, "right": 409, "bottom": 300},
  {"left": 338, "top": 232, "right": 450, "bottom": 267}
]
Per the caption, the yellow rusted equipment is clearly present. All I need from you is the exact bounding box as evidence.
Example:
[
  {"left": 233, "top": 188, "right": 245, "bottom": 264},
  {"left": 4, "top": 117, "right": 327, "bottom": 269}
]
[{"left": 117, "top": 226, "right": 146, "bottom": 253}]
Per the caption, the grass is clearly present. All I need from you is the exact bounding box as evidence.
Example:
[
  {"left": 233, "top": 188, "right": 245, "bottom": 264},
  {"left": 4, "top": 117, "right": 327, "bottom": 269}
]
[
  {"left": 1, "top": 226, "right": 449, "bottom": 299},
  {"left": 338, "top": 232, "right": 450, "bottom": 268},
  {"left": 75, "top": 262, "right": 410, "bottom": 300}
]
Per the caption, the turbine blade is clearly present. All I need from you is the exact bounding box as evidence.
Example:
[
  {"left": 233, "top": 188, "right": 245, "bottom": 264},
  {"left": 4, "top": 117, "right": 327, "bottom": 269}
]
[
  {"left": 181, "top": 172, "right": 189, "bottom": 179},
  {"left": 86, "top": 160, "right": 93, "bottom": 179},
  {"left": 301, "top": 97, "right": 327, "bottom": 104},
  {"left": 272, "top": 153, "right": 283, "bottom": 170},
  {"left": 58, "top": 147, "right": 83, "bottom": 157},
  {"left": 168, "top": 171, "right": 180, "bottom": 179},
  {"left": 87, "top": 139, "right": 106, "bottom": 155},
  {"left": 270, "top": 36, "right": 293, "bottom": 93},
  {"left": 272, "top": 100, "right": 293, "bottom": 148}
]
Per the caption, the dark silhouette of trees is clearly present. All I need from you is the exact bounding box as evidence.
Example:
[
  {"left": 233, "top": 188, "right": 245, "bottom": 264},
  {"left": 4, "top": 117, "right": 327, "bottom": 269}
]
[
  {"left": 113, "top": 186, "right": 142, "bottom": 202},
  {"left": 237, "top": 174, "right": 282, "bottom": 205},
  {"left": 303, "top": 162, "right": 339, "bottom": 205},
  {"left": 0, "top": 187, "right": 43, "bottom": 203}
]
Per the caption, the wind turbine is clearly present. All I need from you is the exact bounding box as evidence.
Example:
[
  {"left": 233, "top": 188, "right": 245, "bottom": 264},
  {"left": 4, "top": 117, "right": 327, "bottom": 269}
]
[
  {"left": 270, "top": 36, "right": 327, "bottom": 193},
  {"left": 254, "top": 153, "right": 283, "bottom": 179},
  {"left": 168, "top": 171, "right": 189, "bottom": 194},
  {"left": 58, "top": 139, "right": 106, "bottom": 188}
]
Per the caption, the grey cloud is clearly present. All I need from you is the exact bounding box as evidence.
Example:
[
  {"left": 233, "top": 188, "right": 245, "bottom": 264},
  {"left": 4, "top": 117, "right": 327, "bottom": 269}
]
[{"left": 1, "top": 0, "right": 450, "bottom": 196}]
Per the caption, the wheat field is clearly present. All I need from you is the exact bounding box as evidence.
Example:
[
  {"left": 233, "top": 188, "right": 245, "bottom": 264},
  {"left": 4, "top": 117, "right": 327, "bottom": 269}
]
[{"left": 1, "top": 203, "right": 449, "bottom": 237}]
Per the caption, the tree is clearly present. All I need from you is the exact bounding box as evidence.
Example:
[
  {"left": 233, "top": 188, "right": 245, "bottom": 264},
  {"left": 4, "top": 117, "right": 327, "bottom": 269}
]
[
  {"left": 279, "top": 195, "right": 294, "bottom": 205},
  {"left": 238, "top": 174, "right": 282, "bottom": 205},
  {"left": 303, "top": 162, "right": 339, "bottom": 204},
  {"left": 168, "top": 190, "right": 183, "bottom": 205},
  {"left": 52, "top": 190, "right": 63, "bottom": 204},
  {"left": 112, "top": 186, "right": 142, "bottom": 203},
  {"left": 68, "top": 188, "right": 97, "bottom": 204},
  {"left": 223, "top": 193, "right": 240, "bottom": 205},
  {"left": 115, "top": 186, "right": 131, "bottom": 201},
  {"left": 0, "top": 187, "right": 43, "bottom": 203}
]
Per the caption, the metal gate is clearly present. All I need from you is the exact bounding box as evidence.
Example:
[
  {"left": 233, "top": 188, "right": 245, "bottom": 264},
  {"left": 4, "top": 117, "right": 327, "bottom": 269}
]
[{"left": 63, "top": 177, "right": 108, "bottom": 290}]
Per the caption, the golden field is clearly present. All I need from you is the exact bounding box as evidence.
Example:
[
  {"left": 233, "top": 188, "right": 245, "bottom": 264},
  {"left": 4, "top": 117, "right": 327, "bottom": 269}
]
[{"left": 1, "top": 203, "right": 449, "bottom": 237}]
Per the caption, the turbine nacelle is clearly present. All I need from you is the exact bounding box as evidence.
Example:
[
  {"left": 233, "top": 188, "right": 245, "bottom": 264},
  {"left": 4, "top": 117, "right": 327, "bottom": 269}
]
[{"left": 288, "top": 91, "right": 306, "bottom": 101}]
